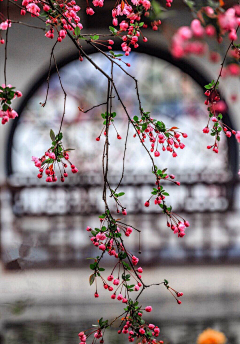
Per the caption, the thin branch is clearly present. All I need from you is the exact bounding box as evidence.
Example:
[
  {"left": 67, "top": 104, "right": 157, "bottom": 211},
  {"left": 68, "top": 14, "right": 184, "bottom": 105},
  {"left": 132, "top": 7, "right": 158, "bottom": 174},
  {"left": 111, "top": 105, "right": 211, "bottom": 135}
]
[
  {"left": 40, "top": 40, "right": 58, "bottom": 108},
  {"left": 4, "top": 0, "right": 10, "bottom": 85},
  {"left": 53, "top": 53, "right": 67, "bottom": 133},
  {"left": 79, "top": 99, "right": 114, "bottom": 113},
  {"left": 115, "top": 120, "right": 130, "bottom": 192},
  {"left": 11, "top": 20, "right": 45, "bottom": 31}
]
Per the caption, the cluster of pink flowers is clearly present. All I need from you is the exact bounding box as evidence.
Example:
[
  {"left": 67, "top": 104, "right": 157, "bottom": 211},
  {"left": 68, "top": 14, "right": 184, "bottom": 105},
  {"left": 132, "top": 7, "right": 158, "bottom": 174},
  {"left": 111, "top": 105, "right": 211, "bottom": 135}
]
[
  {"left": 0, "top": 108, "right": 18, "bottom": 125},
  {"left": 202, "top": 84, "right": 240, "bottom": 153},
  {"left": 218, "top": 6, "right": 240, "bottom": 40},
  {"left": 167, "top": 220, "right": 189, "bottom": 238},
  {"left": 22, "top": 1, "right": 41, "bottom": 16},
  {"left": 0, "top": 84, "right": 22, "bottom": 125},
  {"left": 20, "top": 0, "right": 82, "bottom": 41},
  {"left": 117, "top": 308, "right": 163, "bottom": 344},
  {"left": 32, "top": 152, "right": 78, "bottom": 182},
  {"left": 171, "top": 4, "right": 240, "bottom": 59},
  {"left": 150, "top": 130, "right": 187, "bottom": 158},
  {"left": 86, "top": 0, "right": 104, "bottom": 15},
  {"left": 82, "top": 213, "right": 184, "bottom": 343},
  {"left": 111, "top": 0, "right": 154, "bottom": 56},
  {"left": 145, "top": 170, "right": 189, "bottom": 237},
  {"left": 32, "top": 131, "right": 78, "bottom": 182},
  {"left": 133, "top": 119, "right": 188, "bottom": 159},
  {"left": 171, "top": 19, "right": 208, "bottom": 58},
  {"left": 87, "top": 224, "right": 134, "bottom": 257}
]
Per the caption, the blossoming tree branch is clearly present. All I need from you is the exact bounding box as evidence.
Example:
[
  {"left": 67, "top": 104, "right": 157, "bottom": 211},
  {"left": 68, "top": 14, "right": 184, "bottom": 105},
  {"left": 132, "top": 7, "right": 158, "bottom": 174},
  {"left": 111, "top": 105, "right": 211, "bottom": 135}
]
[{"left": 1, "top": 0, "right": 240, "bottom": 343}]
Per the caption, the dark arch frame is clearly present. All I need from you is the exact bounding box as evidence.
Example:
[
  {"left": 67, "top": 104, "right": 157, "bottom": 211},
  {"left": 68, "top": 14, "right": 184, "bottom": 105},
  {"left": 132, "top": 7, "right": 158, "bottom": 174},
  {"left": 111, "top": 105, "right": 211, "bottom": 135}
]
[{"left": 6, "top": 43, "right": 239, "bottom": 176}]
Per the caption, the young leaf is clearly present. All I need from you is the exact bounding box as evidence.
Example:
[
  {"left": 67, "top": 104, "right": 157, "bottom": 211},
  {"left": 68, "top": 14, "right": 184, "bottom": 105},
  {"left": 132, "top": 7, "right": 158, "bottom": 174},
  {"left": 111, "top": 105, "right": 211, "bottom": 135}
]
[
  {"left": 74, "top": 26, "right": 81, "bottom": 37},
  {"left": 91, "top": 35, "right": 99, "bottom": 40},
  {"left": 109, "top": 26, "right": 117, "bottom": 34},
  {"left": 118, "top": 192, "right": 125, "bottom": 197},
  {"left": 89, "top": 274, "right": 95, "bottom": 286},
  {"left": 50, "top": 129, "right": 56, "bottom": 141}
]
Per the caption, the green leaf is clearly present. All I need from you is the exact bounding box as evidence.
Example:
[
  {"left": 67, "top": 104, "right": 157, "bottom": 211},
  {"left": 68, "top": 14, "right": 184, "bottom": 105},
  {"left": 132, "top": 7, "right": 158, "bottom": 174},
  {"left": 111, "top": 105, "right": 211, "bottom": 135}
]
[
  {"left": 118, "top": 251, "right": 127, "bottom": 260},
  {"left": 162, "top": 192, "right": 169, "bottom": 196},
  {"left": 109, "top": 26, "right": 117, "bottom": 34},
  {"left": 114, "top": 54, "right": 123, "bottom": 57},
  {"left": 56, "top": 132, "right": 63, "bottom": 141},
  {"left": 90, "top": 263, "right": 96, "bottom": 270},
  {"left": 99, "top": 214, "right": 106, "bottom": 219},
  {"left": 50, "top": 129, "right": 56, "bottom": 142},
  {"left": 78, "top": 35, "right": 88, "bottom": 40},
  {"left": 122, "top": 261, "right": 131, "bottom": 270},
  {"left": 109, "top": 50, "right": 115, "bottom": 56},
  {"left": 91, "top": 35, "right": 99, "bottom": 40},
  {"left": 152, "top": 0, "right": 162, "bottom": 15},
  {"left": 142, "top": 123, "right": 147, "bottom": 131},
  {"left": 118, "top": 192, "right": 125, "bottom": 197},
  {"left": 74, "top": 26, "right": 81, "bottom": 37},
  {"left": 99, "top": 267, "right": 105, "bottom": 271},
  {"left": 89, "top": 274, "right": 95, "bottom": 286},
  {"left": 41, "top": 158, "right": 53, "bottom": 166},
  {"left": 133, "top": 116, "right": 139, "bottom": 122},
  {"left": 111, "top": 112, "right": 117, "bottom": 118}
]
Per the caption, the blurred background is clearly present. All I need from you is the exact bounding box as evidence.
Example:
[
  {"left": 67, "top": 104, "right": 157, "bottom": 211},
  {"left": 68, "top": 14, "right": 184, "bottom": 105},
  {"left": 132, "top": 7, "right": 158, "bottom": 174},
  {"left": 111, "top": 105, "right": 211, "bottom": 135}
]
[{"left": 0, "top": 1, "right": 240, "bottom": 343}]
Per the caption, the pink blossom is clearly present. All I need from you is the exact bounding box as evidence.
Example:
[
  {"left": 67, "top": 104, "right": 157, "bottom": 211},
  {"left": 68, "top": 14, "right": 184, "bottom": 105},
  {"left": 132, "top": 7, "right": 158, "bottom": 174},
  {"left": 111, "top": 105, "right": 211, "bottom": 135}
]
[
  {"left": 86, "top": 7, "right": 95, "bottom": 15},
  {"left": 117, "top": 293, "right": 123, "bottom": 300},
  {"left": 145, "top": 306, "right": 152, "bottom": 312},
  {"left": 26, "top": 3, "right": 40, "bottom": 16},
  {"left": 191, "top": 19, "right": 205, "bottom": 38},
  {"left": 0, "top": 20, "right": 11, "bottom": 30},
  {"left": 96, "top": 233, "right": 106, "bottom": 240},
  {"left": 99, "top": 244, "right": 106, "bottom": 251},
  {"left": 236, "top": 131, "right": 240, "bottom": 143},
  {"left": 178, "top": 26, "right": 192, "bottom": 40},
  {"left": 113, "top": 278, "right": 120, "bottom": 285}
]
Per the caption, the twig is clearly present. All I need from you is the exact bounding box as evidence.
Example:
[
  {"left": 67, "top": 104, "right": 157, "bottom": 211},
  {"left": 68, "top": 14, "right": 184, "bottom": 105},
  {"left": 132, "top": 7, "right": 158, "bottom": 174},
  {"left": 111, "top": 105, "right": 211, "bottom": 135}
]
[
  {"left": 40, "top": 40, "right": 58, "bottom": 108},
  {"left": 53, "top": 53, "right": 67, "bottom": 133},
  {"left": 4, "top": 0, "right": 10, "bottom": 85},
  {"left": 11, "top": 20, "right": 45, "bottom": 31}
]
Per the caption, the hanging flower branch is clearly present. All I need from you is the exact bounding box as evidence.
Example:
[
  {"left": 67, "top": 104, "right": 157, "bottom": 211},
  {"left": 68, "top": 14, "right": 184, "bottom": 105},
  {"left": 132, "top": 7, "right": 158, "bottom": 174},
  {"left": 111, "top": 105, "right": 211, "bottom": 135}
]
[{"left": 1, "top": 0, "right": 240, "bottom": 343}]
